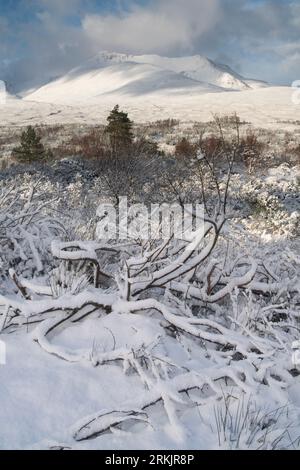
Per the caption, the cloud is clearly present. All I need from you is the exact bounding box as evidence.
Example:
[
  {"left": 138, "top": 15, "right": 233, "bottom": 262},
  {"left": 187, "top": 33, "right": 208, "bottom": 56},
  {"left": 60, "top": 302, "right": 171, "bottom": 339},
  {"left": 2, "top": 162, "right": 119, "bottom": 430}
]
[
  {"left": 192, "top": 0, "right": 300, "bottom": 84},
  {"left": 82, "top": 0, "right": 220, "bottom": 55}
]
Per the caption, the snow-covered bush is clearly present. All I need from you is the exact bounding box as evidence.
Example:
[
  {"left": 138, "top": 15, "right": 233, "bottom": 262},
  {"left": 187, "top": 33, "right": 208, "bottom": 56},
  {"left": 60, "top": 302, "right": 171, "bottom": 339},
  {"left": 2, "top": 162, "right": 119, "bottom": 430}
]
[
  {"left": 0, "top": 177, "right": 64, "bottom": 282},
  {"left": 49, "top": 262, "right": 91, "bottom": 299},
  {"left": 230, "top": 164, "right": 300, "bottom": 238}
]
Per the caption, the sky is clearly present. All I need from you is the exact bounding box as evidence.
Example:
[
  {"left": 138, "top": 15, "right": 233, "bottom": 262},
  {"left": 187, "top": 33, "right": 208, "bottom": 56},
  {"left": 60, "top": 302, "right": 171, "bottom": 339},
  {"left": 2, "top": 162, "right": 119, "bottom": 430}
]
[{"left": 0, "top": 0, "right": 299, "bottom": 91}]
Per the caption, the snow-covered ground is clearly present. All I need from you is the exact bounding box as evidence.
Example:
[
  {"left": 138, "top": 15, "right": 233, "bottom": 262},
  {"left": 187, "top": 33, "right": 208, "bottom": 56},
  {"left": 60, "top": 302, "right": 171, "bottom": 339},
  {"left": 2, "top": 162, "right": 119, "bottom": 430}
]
[
  {"left": 0, "top": 86, "right": 299, "bottom": 130},
  {"left": 2, "top": 309, "right": 299, "bottom": 450},
  {"left": 1, "top": 315, "right": 194, "bottom": 450}
]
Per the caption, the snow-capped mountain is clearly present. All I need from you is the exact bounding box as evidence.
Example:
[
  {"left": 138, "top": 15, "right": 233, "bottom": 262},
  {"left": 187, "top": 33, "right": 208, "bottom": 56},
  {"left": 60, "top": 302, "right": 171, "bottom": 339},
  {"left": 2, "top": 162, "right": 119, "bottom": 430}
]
[
  {"left": 64, "top": 51, "right": 259, "bottom": 90},
  {"left": 22, "top": 52, "right": 268, "bottom": 105}
]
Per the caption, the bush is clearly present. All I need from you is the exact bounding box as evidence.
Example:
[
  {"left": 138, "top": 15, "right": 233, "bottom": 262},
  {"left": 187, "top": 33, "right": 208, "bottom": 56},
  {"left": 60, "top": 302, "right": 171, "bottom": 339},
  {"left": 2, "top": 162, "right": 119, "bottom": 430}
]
[
  {"left": 290, "top": 144, "right": 300, "bottom": 164},
  {"left": 151, "top": 118, "right": 180, "bottom": 132},
  {"left": 239, "top": 131, "right": 265, "bottom": 171},
  {"left": 133, "top": 137, "right": 161, "bottom": 157},
  {"left": 200, "top": 135, "right": 223, "bottom": 160},
  {"left": 70, "top": 129, "right": 109, "bottom": 160},
  {"left": 175, "top": 138, "right": 196, "bottom": 159}
]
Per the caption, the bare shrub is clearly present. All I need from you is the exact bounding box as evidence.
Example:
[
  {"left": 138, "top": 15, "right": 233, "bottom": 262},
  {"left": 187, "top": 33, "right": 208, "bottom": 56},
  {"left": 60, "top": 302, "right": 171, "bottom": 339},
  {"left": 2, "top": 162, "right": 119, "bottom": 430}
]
[
  {"left": 289, "top": 144, "right": 300, "bottom": 164},
  {"left": 200, "top": 135, "right": 223, "bottom": 160},
  {"left": 175, "top": 137, "right": 196, "bottom": 159},
  {"left": 239, "top": 130, "right": 265, "bottom": 172},
  {"left": 208, "top": 113, "right": 248, "bottom": 128},
  {"left": 151, "top": 118, "right": 180, "bottom": 132},
  {"left": 69, "top": 128, "right": 109, "bottom": 160}
]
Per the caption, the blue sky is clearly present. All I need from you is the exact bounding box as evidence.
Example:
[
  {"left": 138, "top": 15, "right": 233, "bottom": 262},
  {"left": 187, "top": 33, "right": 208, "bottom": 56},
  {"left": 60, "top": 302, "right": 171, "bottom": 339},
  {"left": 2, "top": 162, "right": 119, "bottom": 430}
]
[{"left": 0, "top": 0, "right": 299, "bottom": 90}]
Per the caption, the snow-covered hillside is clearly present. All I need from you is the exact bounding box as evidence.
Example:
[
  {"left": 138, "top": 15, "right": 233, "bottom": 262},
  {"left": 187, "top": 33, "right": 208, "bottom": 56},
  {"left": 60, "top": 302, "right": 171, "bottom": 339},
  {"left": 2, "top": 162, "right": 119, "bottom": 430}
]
[
  {"left": 24, "top": 62, "right": 222, "bottom": 105},
  {"left": 22, "top": 52, "right": 267, "bottom": 105}
]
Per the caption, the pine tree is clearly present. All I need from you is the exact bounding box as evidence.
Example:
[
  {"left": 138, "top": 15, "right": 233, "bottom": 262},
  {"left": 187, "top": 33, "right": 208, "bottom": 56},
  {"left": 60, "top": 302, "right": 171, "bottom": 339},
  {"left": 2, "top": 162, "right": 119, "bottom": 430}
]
[
  {"left": 105, "top": 105, "right": 134, "bottom": 153},
  {"left": 12, "top": 126, "right": 46, "bottom": 163}
]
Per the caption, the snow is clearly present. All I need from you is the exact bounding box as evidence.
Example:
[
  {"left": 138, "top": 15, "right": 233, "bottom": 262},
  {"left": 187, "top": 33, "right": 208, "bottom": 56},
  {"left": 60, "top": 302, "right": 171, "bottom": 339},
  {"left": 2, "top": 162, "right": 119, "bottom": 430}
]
[
  {"left": 24, "top": 61, "right": 223, "bottom": 105},
  {"left": 0, "top": 319, "right": 147, "bottom": 449},
  {"left": 2, "top": 314, "right": 300, "bottom": 449},
  {"left": 0, "top": 314, "right": 219, "bottom": 449},
  {"left": 125, "top": 53, "right": 264, "bottom": 90},
  {"left": 0, "top": 86, "right": 299, "bottom": 130}
]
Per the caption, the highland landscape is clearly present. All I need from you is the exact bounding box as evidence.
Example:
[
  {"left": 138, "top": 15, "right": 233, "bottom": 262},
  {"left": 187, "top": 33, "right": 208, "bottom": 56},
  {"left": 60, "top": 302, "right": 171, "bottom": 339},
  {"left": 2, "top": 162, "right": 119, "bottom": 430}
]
[{"left": 0, "top": 0, "right": 299, "bottom": 451}]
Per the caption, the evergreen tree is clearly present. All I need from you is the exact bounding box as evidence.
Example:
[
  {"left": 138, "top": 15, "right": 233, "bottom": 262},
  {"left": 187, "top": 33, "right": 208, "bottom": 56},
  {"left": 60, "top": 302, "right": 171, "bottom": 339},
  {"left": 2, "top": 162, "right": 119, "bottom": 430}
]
[
  {"left": 105, "top": 105, "right": 134, "bottom": 153},
  {"left": 12, "top": 126, "right": 46, "bottom": 163}
]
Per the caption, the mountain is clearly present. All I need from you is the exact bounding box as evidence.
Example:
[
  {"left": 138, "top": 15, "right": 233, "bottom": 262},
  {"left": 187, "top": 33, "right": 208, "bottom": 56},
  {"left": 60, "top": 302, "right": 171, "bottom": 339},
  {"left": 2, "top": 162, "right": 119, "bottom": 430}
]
[{"left": 23, "top": 52, "right": 268, "bottom": 105}]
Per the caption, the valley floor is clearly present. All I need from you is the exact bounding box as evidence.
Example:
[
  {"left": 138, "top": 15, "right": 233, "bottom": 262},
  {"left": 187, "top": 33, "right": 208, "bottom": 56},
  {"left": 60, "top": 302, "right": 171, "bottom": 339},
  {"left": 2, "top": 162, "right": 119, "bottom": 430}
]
[{"left": 1, "top": 86, "right": 299, "bottom": 130}]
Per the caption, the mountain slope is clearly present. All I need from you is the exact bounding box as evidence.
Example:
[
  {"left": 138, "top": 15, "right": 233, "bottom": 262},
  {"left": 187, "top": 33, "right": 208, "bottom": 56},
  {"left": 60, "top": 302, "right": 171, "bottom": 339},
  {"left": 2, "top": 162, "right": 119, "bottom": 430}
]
[
  {"left": 24, "top": 62, "right": 223, "bottom": 105},
  {"left": 23, "top": 52, "right": 268, "bottom": 105}
]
